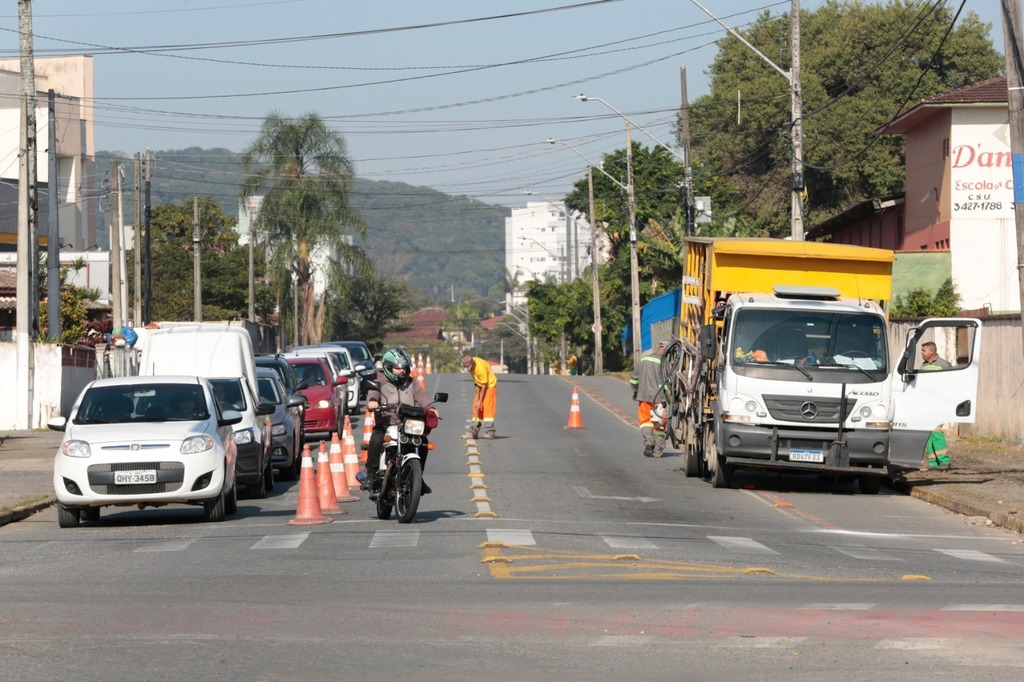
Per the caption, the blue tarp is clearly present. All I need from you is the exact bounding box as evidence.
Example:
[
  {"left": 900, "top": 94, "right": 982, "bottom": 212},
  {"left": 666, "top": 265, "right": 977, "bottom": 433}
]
[{"left": 621, "top": 289, "right": 680, "bottom": 352}]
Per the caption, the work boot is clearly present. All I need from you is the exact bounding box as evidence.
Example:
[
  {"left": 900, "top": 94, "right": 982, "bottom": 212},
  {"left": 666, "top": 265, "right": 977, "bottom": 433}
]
[
  {"left": 643, "top": 444, "right": 654, "bottom": 458},
  {"left": 483, "top": 429, "right": 496, "bottom": 440},
  {"left": 359, "top": 469, "right": 377, "bottom": 492},
  {"left": 421, "top": 480, "right": 432, "bottom": 495},
  {"left": 470, "top": 424, "right": 480, "bottom": 440}
]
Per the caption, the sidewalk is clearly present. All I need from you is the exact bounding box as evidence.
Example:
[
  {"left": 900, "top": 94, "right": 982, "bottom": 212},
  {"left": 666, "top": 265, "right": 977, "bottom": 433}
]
[
  {"left": 0, "top": 429, "right": 62, "bottom": 526},
  {"left": 4, "top": 381, "right": 1024, "bottom": 535}
]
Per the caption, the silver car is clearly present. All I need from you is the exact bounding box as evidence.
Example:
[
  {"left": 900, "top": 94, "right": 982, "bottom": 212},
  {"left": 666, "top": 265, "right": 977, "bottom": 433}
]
[{"left": 49, "top": 375, "right": 243, "bottom": 527}]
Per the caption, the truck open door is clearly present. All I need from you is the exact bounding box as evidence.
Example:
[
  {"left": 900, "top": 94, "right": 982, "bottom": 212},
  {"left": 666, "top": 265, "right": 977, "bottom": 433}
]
[{"left": 889, "top": 318, "right": 982, "bottom": 471}]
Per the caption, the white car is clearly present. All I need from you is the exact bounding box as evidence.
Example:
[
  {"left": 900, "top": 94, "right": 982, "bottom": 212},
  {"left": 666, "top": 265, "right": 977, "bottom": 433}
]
[{"left": 49, "top": 375, "right": 243, "bottom": 527}]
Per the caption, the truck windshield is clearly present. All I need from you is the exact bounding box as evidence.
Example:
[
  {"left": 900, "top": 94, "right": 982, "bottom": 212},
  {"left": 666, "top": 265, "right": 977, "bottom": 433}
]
[{"left": 731, "top": 309, "right": 886, "bottom": 373}]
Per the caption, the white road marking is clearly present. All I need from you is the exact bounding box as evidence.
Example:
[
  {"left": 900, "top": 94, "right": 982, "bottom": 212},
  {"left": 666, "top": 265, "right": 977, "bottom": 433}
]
[
  {"left": 707, "top": 536, "right": 779, "bottom": 554},
  {"left": 602, "top": 536, "right": 658, "bottom": 550},
  {"left": 935, "top": 548, "right": 1006, "bottom": 563},
  {"left": 573, "top": 486, "right": 661, "bottom": 503},
  {"left": 876, "top": 639, "right": 948, "bottom": 650},
  {"left": 941, "top": 604, "right": 1024, "bottom": 611},
  {"left": 486, "top": 529, "right": 536, "bottom": 546},
  {"left": 369, "top": 530, "right": 420, "bottom": 548},
  {"left": 252, "top": 533, "right": 309, "bottom": 550},
  {"left": 831, "top": 545, "right": 904, "bottom": 561}
]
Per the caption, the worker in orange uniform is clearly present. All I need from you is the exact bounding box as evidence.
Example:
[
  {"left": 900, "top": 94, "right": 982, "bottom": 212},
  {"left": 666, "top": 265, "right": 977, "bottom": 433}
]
[{"left": 461, "top": 354, "right": 497, "bottom": 439}]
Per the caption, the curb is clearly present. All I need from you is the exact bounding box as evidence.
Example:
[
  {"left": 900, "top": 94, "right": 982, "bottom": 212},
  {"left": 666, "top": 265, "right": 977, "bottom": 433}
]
[
  {"left": 0, "top": 497, "right": 56, "bottom": 528},
  {"left": 891, "top": 481, "right": 1024, "bottom": 536}
]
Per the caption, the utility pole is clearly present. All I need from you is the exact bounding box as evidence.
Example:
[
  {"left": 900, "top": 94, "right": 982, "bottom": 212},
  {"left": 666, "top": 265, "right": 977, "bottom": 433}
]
[
  {"left": 109, "top": 161, "right": 122, "bottom": 332},
  {"left": 626, "top": 122, "right": 642, "bottom": 366},
  {"left": 46, "top": 89, "right": 59, "bottom": 341},
  {"left": 790, "top": 0, "right": 805, "bottom": 240},
  {"left": 133, "top": 152, "right": 141, "bottom": 325},
  {"left": 680, "top": 66, "right": 696, "bottom": 237},
  {"left": 16, "top": 0, "right": 37, "bottom": 429},
  {"left": 690, "top": 0, "right": 803, "bottom": 239},
  {"left": 143, "top": 149, "right": 152, "bottom": 324},
  {"left": 247, "top": 211, "right": 255, "bottom": 322},
  {"left": 1003, "top": 0, "right": 1024, "bottom": 346},
  {"left": 193, "top": 197, "right": 202, "bottom": 321},
  {"left": 588, "top": 167, "right": 603, "bottom": 375}
]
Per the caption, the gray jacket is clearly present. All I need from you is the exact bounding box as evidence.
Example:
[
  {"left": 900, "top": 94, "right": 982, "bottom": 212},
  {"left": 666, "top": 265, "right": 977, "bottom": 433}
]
[{"left": 630, "top": 350, "right": 665, "bottom": 403}]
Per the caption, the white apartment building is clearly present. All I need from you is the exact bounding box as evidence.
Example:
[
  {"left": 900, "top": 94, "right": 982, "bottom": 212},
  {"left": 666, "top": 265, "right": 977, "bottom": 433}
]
[{"left": 505, "top": 200, "right": 591, "bottom": 309}]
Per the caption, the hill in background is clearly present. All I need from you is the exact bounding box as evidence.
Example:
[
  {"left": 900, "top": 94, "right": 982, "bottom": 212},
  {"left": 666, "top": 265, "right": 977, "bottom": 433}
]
[{"left": 97, "top": 148, "right": 508, "bottom": 304}]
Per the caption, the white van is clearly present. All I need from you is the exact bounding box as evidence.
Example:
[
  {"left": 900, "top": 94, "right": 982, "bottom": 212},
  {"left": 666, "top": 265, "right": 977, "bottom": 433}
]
[{"left": 139, "top": 325, "right": 276, "bottom": 498}]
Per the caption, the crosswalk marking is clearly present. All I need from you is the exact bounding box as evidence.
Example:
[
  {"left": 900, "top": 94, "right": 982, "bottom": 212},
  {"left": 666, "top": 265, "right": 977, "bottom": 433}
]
[
  {"left": 134, "top": 539, "right": 196, "bottom": 553},
  {"left": 369, "top": 530, "right": 420, "bottom": 548},
  {"left": 935, "top": 549, "right": 1005, "bottom": 563},
  {"left": 252, "top": 533, "right": 309, "bottom": 550},
  {"left": 831, "top": 545, "right": 903, "bottom": 561},
  {"left": 707, "top": 536, "right": 779, "bottom": 554},
  {"left": 602, "top": 536, "right": 658, "bottom": 550},
  {"left": 942, "top": 604, "right": 1024, "bottom": 611},
  {"left": 486, "top": 529, "right": 536, "bottom": 546}
]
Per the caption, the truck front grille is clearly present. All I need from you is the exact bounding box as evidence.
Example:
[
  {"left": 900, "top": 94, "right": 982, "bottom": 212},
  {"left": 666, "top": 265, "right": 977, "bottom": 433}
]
[{"left": 763, "top": 395, "right": 856, "bottom": 424}]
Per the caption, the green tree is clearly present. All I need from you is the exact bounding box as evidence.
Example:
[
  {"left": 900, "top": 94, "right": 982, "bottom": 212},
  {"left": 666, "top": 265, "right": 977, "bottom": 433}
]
[
  {"left": 140, "top": 197, "right": 270, "bottom": 321},
  {"left": 39, "top": 258, "right": 99, "bottom": 345},
  {"left": 240, "top": 112, "right": 367, "bottom": 345},
  {"left": 892, "top": 277, "right": 961, "bottom": 317},
  {"left": 690, "top": 1, "right": 1002, "bottom": 238},
  {"left": 321, "top": 266, "right": 422, "bottom": 352}
]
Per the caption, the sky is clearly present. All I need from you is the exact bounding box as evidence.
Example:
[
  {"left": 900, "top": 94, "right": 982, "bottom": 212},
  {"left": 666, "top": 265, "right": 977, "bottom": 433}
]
[{"left": 0, "top": 0, "right": 1008, "bottom": 209}]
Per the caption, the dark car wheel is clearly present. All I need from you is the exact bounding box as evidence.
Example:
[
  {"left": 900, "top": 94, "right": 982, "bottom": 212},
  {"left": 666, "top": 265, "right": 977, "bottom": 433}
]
[{"left": 57, "top": 504, "right": 80, "bottom": 528}]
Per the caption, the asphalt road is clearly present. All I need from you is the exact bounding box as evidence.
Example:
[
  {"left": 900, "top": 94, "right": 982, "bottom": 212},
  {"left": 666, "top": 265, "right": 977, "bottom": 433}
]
[{"left": 2, "top": 373, "right": 1023, "bottom": 680}]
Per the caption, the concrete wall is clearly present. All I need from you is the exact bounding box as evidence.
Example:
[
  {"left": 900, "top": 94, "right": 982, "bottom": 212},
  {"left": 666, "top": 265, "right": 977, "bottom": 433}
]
[{"left": 0, "top": 341, "right": 92, "bottom": 430}]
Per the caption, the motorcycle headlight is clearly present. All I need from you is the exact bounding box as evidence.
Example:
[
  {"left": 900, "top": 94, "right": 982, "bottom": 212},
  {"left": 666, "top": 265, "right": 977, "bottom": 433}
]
[
  {"left": 234, "top": 427, "right": 254, "bottom": 445},
  {"left": 404, "top": 419, "right": 426, "bottom": 436}
]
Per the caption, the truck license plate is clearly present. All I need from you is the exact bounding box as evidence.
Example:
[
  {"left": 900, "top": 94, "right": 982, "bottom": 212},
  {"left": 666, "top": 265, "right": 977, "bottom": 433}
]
[
  {"left": 115, "top": 469, "right": 157, "bottom": 485},
  {"left": 789, "top": 449, "right": 824, "bottom": 463}
]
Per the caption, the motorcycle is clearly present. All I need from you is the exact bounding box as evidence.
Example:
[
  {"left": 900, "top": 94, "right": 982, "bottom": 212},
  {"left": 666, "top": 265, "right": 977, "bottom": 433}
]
[{"left": 360, "top": 380, "right": 447, "bottom": 523}]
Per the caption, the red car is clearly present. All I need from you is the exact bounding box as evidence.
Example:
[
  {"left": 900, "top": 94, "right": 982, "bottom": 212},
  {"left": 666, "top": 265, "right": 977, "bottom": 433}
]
[{"left": 285, "top": 356, "right": 348, "bottom": 442}]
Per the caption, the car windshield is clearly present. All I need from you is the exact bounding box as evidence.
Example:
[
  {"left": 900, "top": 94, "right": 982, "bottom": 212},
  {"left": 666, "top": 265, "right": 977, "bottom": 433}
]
[
  {"left": 258, "top": 375, "right": 283, "bottom": 405},
  {"left": 343, "top": 344, "right": 371, "bottom": 363},
  {"left": 292, "top": 362, "right": 327, "bottom": 387},
  {"left": 731, "top": 309, "right": 887, "bottom": 373},
  {"left": 74, "top": 384, "right": 210, "bottom": 424},
  {"left": 326, "top": 351, "right": 351, "bottom": 370},
  {"left": 208, "top": 378, "right": 248, "bottom": 412}
]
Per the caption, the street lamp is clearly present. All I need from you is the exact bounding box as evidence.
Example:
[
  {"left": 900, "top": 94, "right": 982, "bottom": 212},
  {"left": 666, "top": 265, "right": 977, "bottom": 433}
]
[
  {"left": 547, "top": 137, "right": 640, "bottom": 368},
  {"left": 573, "top": 93, "right": 695, "bottom": 237}
]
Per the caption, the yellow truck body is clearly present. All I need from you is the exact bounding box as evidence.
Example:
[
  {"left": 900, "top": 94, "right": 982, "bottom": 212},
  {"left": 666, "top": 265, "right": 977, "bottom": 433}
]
[{"left": 680, "top": 237, "right": 895, "bottom": 347}]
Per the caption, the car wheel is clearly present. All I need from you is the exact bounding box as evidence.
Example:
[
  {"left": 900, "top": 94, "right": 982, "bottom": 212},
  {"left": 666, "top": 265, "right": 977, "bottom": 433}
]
[
  {"left": 263, "top": 454, "right": 275, "bottom": 492},
  {"left": 246, "top": 472, "right": 267, "bottom": 499},
  {"left": 57, "top": 504, "right": 80, "bottom": 528},
  {"left": 82, "top": 507, "right": 100, "bottom": 523},
  {"left": 225, "top": 482, "right": 238, "bottom": 515},
  {"left": 203, "top": 489, "right": 226, "bottom": 522}
]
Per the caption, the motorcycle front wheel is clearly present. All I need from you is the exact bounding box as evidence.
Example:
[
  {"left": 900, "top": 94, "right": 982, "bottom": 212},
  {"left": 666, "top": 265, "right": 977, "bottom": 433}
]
[
  {"left": 396, "top": 459, "right": 422, "bottom": 524},
  {"left": 375, "top": 472, "right": 394, "bottom": 520}
]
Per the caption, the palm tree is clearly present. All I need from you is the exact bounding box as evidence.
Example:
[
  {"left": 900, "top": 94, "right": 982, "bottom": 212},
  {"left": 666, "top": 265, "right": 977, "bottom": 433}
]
[{"left": 240, "top": 112, "right": 366, "bottom": 345}]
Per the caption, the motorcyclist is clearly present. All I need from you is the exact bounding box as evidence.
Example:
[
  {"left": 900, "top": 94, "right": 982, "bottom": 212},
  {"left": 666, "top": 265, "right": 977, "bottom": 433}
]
[{"left": 360, "top": 347, "right": 439, "bottom": 497}]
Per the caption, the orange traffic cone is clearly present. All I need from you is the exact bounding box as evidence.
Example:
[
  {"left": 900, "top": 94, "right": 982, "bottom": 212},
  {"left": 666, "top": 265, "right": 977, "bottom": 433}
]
[
  {"left": 342, "top": 416, "right": 362, "bottom": 491},
  {"left": 425, "top": 356, "right": 432, "bottom": 374},
  {"left": 330, "top": 430, "right": 358, "bottom": 502},
  {"left": 360, "top": 409, "right": 374, "bottom": 463},
  {"left": 315, "top": 439, "right": 347, "bottom": 515},
  {"left": 565, "top": 386, "right": 584, "bottom": 429},
  {"left": 288, "top": 444, "right": 332, "bottom": 525},
  {"left": 416, "top": 370, "right": 427, "bottom": 391}
]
